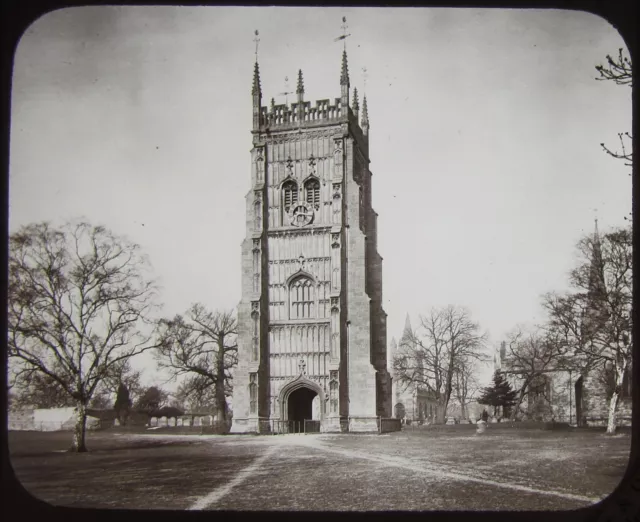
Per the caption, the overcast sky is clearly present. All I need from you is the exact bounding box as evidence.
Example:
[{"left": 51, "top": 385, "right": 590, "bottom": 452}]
[{"left": 9, "top": 7, "right": 631, "bottom": 389}]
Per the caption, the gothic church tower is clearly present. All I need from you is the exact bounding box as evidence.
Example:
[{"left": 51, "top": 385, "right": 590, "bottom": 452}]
[{"left": 230, "top": 38, "right": 391, "bottom": 433}]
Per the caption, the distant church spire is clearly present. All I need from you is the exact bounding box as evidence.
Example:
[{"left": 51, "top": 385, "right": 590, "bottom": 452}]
[
  {"left": 399, "top": 314, "right": 413, "bottom": 347},
  {"left": 588, "top": 217, "right": 606, "bottom": 298}
]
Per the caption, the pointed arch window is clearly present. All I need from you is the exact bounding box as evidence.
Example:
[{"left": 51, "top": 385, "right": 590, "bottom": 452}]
[
  {"left": 289, "top": 276, "right": 315, "bottom": 319},
  {"left": 254, "top": 200, "right": 261, "bottom": 230},
  {"left": 249, "top": 373, "right": 258, "bottom": 414},
  {"left": 305, "top": 178, "right": 320, "bottom": 210},
  {"left": 282, "top": 180, "right": 298, "bottom": 214}
]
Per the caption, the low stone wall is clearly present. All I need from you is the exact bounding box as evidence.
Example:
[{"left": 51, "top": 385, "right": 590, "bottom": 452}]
[
  {"left": 8, "top": 409, "right": 35, "bottom": 431},
  {"left": 9, "top": 407, "right": 100, "bottom": 431},
  {"left": 148, "top": 414, "right": 228, "bottom": 430},
  {"left": 379, "top": 418, "right": 402, "bottom": 434}
]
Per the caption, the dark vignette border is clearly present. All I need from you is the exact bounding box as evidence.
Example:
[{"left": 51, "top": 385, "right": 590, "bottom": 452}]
[{"left": 1, "top": 1, "right": 637, "bottom": 522}]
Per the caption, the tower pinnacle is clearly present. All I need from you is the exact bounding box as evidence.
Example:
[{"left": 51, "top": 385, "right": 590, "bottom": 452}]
[
  {"left": 340, "top": 50, "right": 350, "bottom": 87},
  {"left": 361, "top": 94, "right": 369, "bottom": 134},
  {"left": 352, "top": 87, "right": 359, "bottom": 118},
  {"left": 296, "top": 69, "right": 304, "bottom": 95},
  {"left": 252, "top": 61, "right": 262, "bottom": 98}
]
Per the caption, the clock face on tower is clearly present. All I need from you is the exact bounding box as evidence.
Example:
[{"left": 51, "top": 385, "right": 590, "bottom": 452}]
[{"left": 289, "top": 202, "right": 314, "bottom": 227}]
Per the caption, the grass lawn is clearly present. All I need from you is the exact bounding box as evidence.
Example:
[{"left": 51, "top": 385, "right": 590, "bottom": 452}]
[
  {"left": 9, "top": 430, "right": 259, "bottom": 509},
  {"left": 8, "top": 425, "right": 632, "bottom": 511}
]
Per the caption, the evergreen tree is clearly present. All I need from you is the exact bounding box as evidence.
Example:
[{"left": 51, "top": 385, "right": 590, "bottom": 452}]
[
  {"left": 114, "top": 383, "right": 132, "bottom": 426},
  {"left": 477, "top": 371, "right": 518, "bottom": 418}
]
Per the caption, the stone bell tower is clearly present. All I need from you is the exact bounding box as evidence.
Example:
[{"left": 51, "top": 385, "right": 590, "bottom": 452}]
[{"left": 230, "top": 36, "right": 391, "bottom": 434}]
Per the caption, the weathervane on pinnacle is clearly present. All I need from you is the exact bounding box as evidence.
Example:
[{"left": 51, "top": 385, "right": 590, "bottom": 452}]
[
  {"left": 279, "top": 76, "right": 293, "bottom": 105},
  {"left": 334, "top": 16, "right": 351, "bottom": 50},
  {"left": 253, "top": 30, "right": 260, "bottom": 62}
]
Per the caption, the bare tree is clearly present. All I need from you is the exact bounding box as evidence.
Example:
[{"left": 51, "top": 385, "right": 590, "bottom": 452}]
[
  {"left": 501, "top": 327, "right": 564, "bottom": 420},
  {"left": 596, "top": 48, "right": 632, "bottom": 86},
  {"left": 595, "top": 48, "right": 633, "bottom": 185},
  {"left": 9, "top": 363, "right": 76, "bottom": 410},
  {"left": 452, "top": 356, "right": 481, "bottom": 421},
  {"left": 543, "top": 227, "right": 632, "bottom": 434},
  {"left": 8, "top": 221, "right": 160, "bottom": 452},
  {"left": 155, "top": 305, "right": 237, "bottom": 422},
  {"left": 393, "top": 306, "right": 488, "bottom": 423},
  {"left": 175, "top": 374, "right": 219, "bottom": 412},
  {"left": 97, "top": 358, "right": 144, "bottom": 405}
]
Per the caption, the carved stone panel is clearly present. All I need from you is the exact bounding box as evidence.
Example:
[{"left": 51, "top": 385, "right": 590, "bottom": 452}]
[{"left": 255, "top": 147, "right": 265, "bottom": 184}]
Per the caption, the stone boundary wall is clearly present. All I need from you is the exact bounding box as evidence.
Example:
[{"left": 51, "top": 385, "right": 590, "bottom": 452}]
[
  {"left": 379, "top": 417, "right": 402, "bottom": 433},
  {"left": 8, "top": 409, "right": 35, "bottom": 431},
  {"left": 9, "top": 407, "right": 101, "bottom": 431}
]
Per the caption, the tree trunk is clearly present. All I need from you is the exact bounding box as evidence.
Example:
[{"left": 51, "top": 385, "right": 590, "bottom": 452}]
[
  {"left": 436, "top": 396, "right": 449, "bottom": 424},
  {"left": 460, "top": 401, "right": 467, "bottom": 421},
  {"left": 511, "top": 387, "right": 527, "bottom": 421},
  {"left": 606, "top": 362, "right": 628, "bottom": 435},
  {"left": 606, "top": 391, "right": 619, "bottom": 435},
  {"left": 71, "top": 401, "right": 88, "bottom": 452},
  {"left": 215, "top": 340, "right": 227, "bottom": 422}
]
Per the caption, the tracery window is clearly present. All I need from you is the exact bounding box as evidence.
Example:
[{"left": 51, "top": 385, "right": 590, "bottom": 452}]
[
  {"left": 254, "top": 201, "right": 261, "bottom": 230},
  {"left": 282, "top": 180, "right": 298, "bottom": 213},
  {"left": 305, "top": 178, "right": 320, "bottom": 210},
  {"left": 290, "top": 276, "right": 315, "bottom": 319},
  {"left": 249, "top": 373, "right": 258, "bottom": 414}
]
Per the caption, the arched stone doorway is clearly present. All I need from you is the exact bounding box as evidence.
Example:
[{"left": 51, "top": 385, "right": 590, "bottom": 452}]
[
  {"left": 278, "top": 375, "right": 326, "bottom": 422},
  {"left": 288, "top": 387, "right": 317, "bottom": 423}
]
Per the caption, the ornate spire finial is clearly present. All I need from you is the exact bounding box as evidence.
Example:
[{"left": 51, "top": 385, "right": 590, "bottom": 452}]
[
  {"left": 296, "top": 69, "right": 304, "bottom": 95},
  {"left": 362, "top": 67, "right": 368, "bottom": 93},
  {"left": 253, "top": 30, "right": 260, "bottom": 63},
  {"left": 352, "top": 87, "right": 359, "bottom": 111},
  {"left": 340, "top": 49, "right": 350, "bottom": 87},
  {"left": 334, "top": 16, "right": 351, "bottom": 49},
  {"left": 252, "top": 60, "right": 261, "bottom": 98},
  {"left": 341, "top": 16, "right": 348, "bottom": 51}
]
